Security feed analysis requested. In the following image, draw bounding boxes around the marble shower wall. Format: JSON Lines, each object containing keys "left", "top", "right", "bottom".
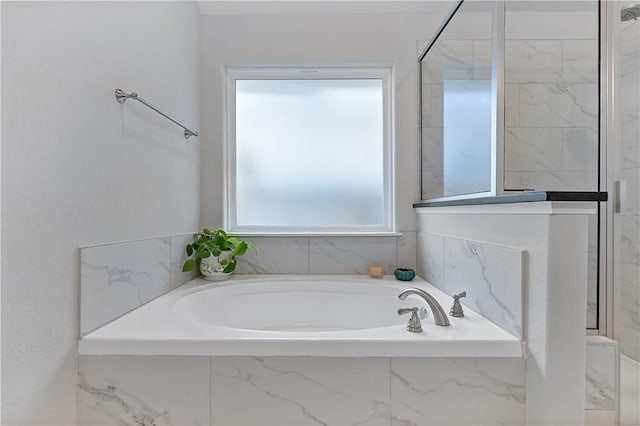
{"left": 618, "top": 15, "right": 640, "bottom": 362}
{"left": 504, "top": 3, "right": 599, "bottom": 191}
{"left": 417, "top": 233, "right": 523, "bottom": 338}
{"left": 504, "top": 3, "right": 600, "bottom": 329}
{"left": 80, "top": 233, "right": 198, "bottom": 336}
{"left": 77, "top": 355, "right": 527, "bottom": 426}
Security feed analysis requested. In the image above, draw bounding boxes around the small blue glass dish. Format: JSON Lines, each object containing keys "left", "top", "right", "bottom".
{"left": 394, "top": 268, "right": 416, "bottom": 281}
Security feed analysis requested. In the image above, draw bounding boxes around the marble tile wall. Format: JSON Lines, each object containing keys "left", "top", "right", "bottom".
{"left": 503, "top": 3, "right": 599, "bottom": 191}
{"left": 584, "top": 337, "right": 618, "bottom": 411}
{"left": 504, "top": 6, "right": 601, "bottom": 330}
{"left": 417, "top": 233, "right": 523, "bottom": 338}
{"left": 80, "top": 233, "right": 198, "bottom": 336}
{"left": 234, "top": 234, "right": 417, "bottom": 275}
{"left": 78, "top": 355, "right": 211, "bottom": 425}
{"left": 78, "top": 355, "right": 527, "bottom": 426}
{"left": 618, "top": 17, "right": 640, "bottom": 363}
{"left": 391, "top": 358, "right": 526, "bottom": 425}
{"left": 81, "top": 233, "right": 417, "bottom": 336}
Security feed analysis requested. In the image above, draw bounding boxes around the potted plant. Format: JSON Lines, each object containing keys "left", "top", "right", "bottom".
{"left": 182, "top": 228, "right": 255, "bottom": 281}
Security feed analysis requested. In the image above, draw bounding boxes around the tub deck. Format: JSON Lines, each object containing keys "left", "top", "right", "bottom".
{"left": 79, "top": 275, "right": 524, "bottom": 358}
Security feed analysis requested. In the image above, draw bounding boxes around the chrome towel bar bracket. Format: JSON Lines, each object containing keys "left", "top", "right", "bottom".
{"left": 114, "top": 88, "right": 199, "bottom": 139}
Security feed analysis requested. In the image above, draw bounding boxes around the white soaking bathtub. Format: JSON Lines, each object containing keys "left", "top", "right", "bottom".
{"left": 79, "top": 275, "right": 523, "bottom": 358}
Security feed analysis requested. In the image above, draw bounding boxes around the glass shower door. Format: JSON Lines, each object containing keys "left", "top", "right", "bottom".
{"left": 614, "top": 2, "right": 640, "bottom": 424}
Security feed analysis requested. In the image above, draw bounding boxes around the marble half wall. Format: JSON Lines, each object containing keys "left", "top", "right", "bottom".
{"left": 80, "top": 233, "right": 198, "bottom": 336}
{"left": 417, "top": 233, "right": 524, "bottom": 338}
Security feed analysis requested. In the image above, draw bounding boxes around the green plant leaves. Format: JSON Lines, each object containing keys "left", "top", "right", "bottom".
{"left": 231, "top": 241, "right": 248, "bottom": 257}
{"left": 222, "top": 260, "right": 237, "bottom": 273}
{"left": 182, "top": 229, "right": 255, "bottom": 276}
{"left": 182, "top": 258, "right": 196, "bottom": 272}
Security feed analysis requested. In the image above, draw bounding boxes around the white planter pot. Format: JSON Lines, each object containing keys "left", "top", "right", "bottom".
{"left": 199, "top": 251, "right": 233, "bottom": 281}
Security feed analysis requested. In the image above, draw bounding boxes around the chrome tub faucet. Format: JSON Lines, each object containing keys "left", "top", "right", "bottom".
{"left": 398, "top": 288, "right": 450, "bottom": 327}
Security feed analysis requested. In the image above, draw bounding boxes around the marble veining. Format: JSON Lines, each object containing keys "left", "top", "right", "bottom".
{"left": 504, "top": 128, "right": 563, "bottom": 172}
{"left": 444, "top": 238, "right": 523, "bottom": 338}
{"left": 396, "top": 232, "right": 417, "bottom": 271}
{"left": 77, "top": 355, "right": 210, "bottom": 426}
{"left": 504, "top": 171, "right": 598, "bottom": 192}
{"left": 78, "top": 374, "right": 170, "bottom": 426}
{"left": 621, "top": 215, "right": 640, "bottom": 264}
{"left": 309, "top": 237, "right": 396, "bottom": 275}
{"left": 620, "top": 71, "right": 640, "bottom": 124}
{"left": 417, "top": 233, "right": 444, "bottom": 288}
{"left": 234, "top": 237, "right": 310, "bottom": 274}
{"left": 505, "top": 84, "right": 521, "bottom": 128}
{"left": 621, "top": 261, "right": 640, "bottom": 361}
{"left": 80, "top": 238, "right": 171, "bottom": 335}
{"left": 585, "top": 344, "right": 617, "bottom": 410}
{"left": 473, "top": 40, "right": 492, "bottom": 80}
{"left": 518, "top": 83, "right": 598, "bottom": 129}
{"left": 211, "top": 357, "right": 390, "bottom": 426}
{"left": 621, "top": 119, "right": 640, "bottom": 169}
{"left": 421, "top": 128, "right": 444, "bottom": 200}
{"left": 422, "top": 40, "right": 474, "bottom": 84}
{"left": 621, "top": 21, "right": 640, "bottom": 77}
{"left": 621, "top": 168, "right": 640, "bottom": 215}
{"left": 562, "top": 40, "right": 599, "bottom": 83}
{"left": 390, "top": 358, "right": 526, "bottom": 426}
{"left": 505, "top": 40, "right": 562, "bottom": 83}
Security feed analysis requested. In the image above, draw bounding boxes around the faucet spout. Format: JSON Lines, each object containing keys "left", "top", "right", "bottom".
{"left": 398, "top": 288, "right": 450, "bottom": 326}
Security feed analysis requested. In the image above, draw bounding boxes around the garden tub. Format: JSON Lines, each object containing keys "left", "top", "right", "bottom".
{"left": 79, "top": 275, "right": 523, "bottom": 358}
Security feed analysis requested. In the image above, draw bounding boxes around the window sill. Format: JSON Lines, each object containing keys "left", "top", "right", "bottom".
{"left": 227, "top": 231, "right": 403, "bottom": 237}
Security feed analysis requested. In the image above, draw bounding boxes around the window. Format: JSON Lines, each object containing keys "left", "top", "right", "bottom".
{"left": 226, "top": 67, "right": 393, "bottom": 234}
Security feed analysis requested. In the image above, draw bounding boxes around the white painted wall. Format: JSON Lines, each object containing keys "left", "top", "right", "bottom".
{"left": 200, "top": 12, "right": 449, "bottom": 232}
{"left": 1, "top": 2, "right": 200, "bottom": 424}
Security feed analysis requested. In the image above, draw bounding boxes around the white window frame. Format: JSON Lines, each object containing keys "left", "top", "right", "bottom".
{"left": 225, "top": 66, "right": 395, "bottom": 235}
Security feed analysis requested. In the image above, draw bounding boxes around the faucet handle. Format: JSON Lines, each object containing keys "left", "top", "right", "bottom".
{"left": 450, "top": 291, "right": 466, "bottom": 317}
{"left": 398, "top": 307, "right": 423, "bottom": 333}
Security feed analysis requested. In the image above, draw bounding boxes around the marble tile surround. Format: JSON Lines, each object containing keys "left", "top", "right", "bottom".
{"left": 78, "top": 355, "right": 527, "bottom": 426}
{"left": 80, "top": 233, "right": 198, "bottom": 336}
{"left": 584, "top": 339, "right": 618, "bottom": 411}
{"left": 82, "top": 233, "right": 417, "bottom": 336}
{"left": 417, "top": 233, "right": 523, "bottom": 338}
{"left": 391, "top": 358, "right": 526, "bottom": 426}
{"left": 78, "top": 355, "right": 210, "bottom": 426}
{"left": 212, "top": 357, "right": 391, "bottom": 426}
{"left": 235, "top": 234, "right": 417, "bottom": 276}
{"left": 503, "top": 15, "right": 599, "bottom": 192}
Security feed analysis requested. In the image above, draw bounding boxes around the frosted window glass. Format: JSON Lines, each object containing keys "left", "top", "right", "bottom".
{"left": 235, "top": 79, "right": 384, "bottom": 228}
